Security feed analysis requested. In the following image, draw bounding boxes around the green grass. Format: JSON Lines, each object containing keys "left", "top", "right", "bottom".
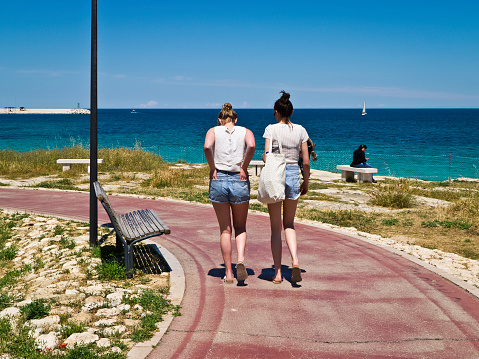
{"left": 20, "top": 299, "right": 51, "bottom": 320}
{"left": 123, "top": 289, "right": 179, "bottom": 342}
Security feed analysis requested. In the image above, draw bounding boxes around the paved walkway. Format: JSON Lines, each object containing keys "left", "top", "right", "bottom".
{"left": 1, "top": 187, "right": 479, "bottom": 358}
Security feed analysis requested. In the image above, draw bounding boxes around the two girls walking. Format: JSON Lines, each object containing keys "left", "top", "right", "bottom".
{"left": 204, "top": 92, "right": 310, "bottom": 284}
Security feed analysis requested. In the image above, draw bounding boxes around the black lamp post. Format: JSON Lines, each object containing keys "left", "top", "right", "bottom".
{"left": 90, "top": 0, "right": 98, "bottom": 246}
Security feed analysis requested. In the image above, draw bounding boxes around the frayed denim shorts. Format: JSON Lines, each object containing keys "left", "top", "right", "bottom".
{"left": 285, "top": 164, "right": 301, "bottom": 200}
{"left": 208, "top": 170, "right": 250, "bottom": 204}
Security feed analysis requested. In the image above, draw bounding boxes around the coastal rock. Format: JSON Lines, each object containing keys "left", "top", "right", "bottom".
{"left": 0, "top": 307, "right": 21, "bottom": 319}
{"left": 70, "top": 312, "right": 93, "bottom": 325}
{"left": 96, "top": 338, "right": 111, "bottom": 347}
{"left": 93, "top": 318, "right": 117, "bottom": 326}
{"left": 96, "top": 308, "right": 121, "bottom": 317}
{"left": 63, "top": 332, "right": 99, "bottom": 348}
{"left": 102, "top": 325, "right": 127, "bottom": 336}
{"left": 28, "top": 315, "right": 61, "bottom": 329}
{"left": 35, "top": 332, "right": 59, "bottom": 350}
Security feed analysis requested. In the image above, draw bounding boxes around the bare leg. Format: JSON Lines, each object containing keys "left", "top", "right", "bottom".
{"left": 268, "top": 201, "right": 283, "bottom": 282}
{"left": 231, "top": 201, "right": 249, "bottom": 263}
{"left": 283, "top": 199, "right": 299, "bottom": 266}
{"left": 213, "top": 202, "right": 233, "bottom": 281}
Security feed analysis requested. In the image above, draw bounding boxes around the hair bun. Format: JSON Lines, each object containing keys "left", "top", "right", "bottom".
{"left": 223, "top": 103, "right": 233, "bottom": 111}
{"left": 279, "top": 90, "right": 290, "bottom": 102}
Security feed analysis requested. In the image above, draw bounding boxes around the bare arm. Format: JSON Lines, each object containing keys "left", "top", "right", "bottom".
{"left": 261, "top": 138, "right": 270, "bottom": 162}
{"left": 240, "top": 129, "right": 256, "bottom": 180}
{"left": 300, "top": 141, "right": 310, "bottom": 195}
{"left": 203, "top": 128, "right": 217, "bottom": 179}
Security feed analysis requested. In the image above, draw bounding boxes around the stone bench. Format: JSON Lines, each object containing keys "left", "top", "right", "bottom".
{"left": 94, "top": 181, "right": 170, "bottom": 278}
{"left": 336, "top": 165, "right": 377, "bottom": 183}
{"left": 249, "top": 160, "right": 264, "bottom": 176}
{"left": 57, "top": 159, "right": 103, "bottom": 173}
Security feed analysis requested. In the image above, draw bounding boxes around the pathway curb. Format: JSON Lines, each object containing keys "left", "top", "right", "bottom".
{"left": 127, "top": 240, "right": 185, "bottom": 359}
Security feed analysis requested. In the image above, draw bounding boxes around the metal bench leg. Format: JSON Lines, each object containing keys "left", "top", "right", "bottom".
{"left": 116, "top": 233, "right": 123, "bottom": 253}
{"left": 125, "top": 243, "right": 134, "bottom": 278}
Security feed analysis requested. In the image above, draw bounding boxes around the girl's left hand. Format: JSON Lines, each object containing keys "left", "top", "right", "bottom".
{"left": 300, "top": 181, "right": 308, "bottom": 195}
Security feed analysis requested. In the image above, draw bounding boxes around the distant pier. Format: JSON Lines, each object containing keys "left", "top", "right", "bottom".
{"left": 0, "top": 108, "right": 90, "bottom": 114}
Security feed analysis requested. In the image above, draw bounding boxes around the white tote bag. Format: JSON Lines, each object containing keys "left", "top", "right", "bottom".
{"left": 257, "top": 127, "right": 286, "bottom": 203}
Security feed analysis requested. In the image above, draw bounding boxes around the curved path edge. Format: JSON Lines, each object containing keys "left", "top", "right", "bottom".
{"left": 126, "top": 241, "right": 186, "bottom": 359}
{"left": 304, "top": 221, "right": 479, "bottom": 300}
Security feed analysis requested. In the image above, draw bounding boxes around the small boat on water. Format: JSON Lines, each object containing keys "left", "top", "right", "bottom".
{"left": 362, "top": 101, "right": 367, "bottom": 116}
{"left": 131, "top": 109, "right": 136, "bottom": 113}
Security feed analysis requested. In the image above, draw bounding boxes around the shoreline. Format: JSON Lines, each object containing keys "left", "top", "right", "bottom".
{"left": 0, "top": 108, "right": 90, "bottom": 115}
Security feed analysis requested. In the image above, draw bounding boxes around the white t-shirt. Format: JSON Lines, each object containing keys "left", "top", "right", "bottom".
{"left": 263, "top": 123, "right": 309, "bottom": 165}
{"left": 213, "top": 125, "right": 247, "bottom": 172}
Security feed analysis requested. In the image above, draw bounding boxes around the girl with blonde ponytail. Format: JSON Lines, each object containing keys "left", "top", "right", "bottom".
{"left": 204, "top": 103, "right": 255, "bottom": 284}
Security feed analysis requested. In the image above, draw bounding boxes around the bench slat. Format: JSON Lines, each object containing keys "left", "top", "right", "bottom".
{"left": 131, "top": 211, "right": 153, "bottom": 236}
{"left": 121, "top": 212, "right": 142, "bottom": 240}
{"left": 145, "top": 209, "right": 171, "bottom": 235}
{"left": 135, "top": 210, "right": 160, "bottom": 234}
{"left": 138, "top": 209, "right": 169, "bottom": 234}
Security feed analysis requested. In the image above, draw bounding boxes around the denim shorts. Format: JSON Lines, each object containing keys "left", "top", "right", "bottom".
{"left": 285, "top": 164, "right": 301, "bottom": 200}
{"left": 208, "top": 170, "right": 250, "bottom": 204}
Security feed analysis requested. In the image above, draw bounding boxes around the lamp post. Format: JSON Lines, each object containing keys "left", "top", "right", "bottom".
{"left": 90, "top": 0, "right": 98, "bottom": 246}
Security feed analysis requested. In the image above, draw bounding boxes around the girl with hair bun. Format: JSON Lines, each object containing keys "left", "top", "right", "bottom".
{"left": 262, "top": 91, "right": 310, "bottom": 284}
{"left": 204, "top": 103, "right": 256, "bottom": 284}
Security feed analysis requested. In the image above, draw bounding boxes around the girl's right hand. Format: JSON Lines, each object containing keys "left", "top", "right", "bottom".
{"left": 210, "top": 169, "right": 217, "bottom": 180}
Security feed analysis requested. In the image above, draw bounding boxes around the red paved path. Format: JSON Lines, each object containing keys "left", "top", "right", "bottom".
{"left": 1, "top": 187, "right": 479, "bottom": 358}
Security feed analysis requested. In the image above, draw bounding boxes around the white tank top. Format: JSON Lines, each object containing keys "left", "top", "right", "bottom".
{"left": 213, "top": 125, "right": 247, "bottom": 172}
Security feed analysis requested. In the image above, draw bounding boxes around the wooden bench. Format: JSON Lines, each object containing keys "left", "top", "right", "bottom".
{"left": 93, "top": 181, "right": 170, "bottom": 277}
{"left": 336, "top": 165, "right": 378, "bottom": 183}
{"left": 249, "top": 160, "right": 265, "bottom": 176}
{"left": 57, "top": 159, "right": 103, "bottom": 173}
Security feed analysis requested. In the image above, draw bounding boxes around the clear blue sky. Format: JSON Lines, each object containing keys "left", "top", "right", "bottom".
{"left": 2, "top": 1, "right": 478, "bottom": 109}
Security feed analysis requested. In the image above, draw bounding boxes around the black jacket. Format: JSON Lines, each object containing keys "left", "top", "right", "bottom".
{"left": 351, "top": 149, "right": 367, "bottom": 166}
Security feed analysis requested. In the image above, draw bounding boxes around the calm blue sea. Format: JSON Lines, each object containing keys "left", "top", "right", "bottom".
{"left": 1, "top": 109, "right": 478, "bottom": 181}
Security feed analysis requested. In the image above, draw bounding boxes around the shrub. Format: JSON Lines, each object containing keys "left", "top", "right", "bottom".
{"left": 96, "top": 255, "right": 125, "bottom": 281}
{"left": 369, "top": 182, "right": 415, "bottom": 209}
{"left": 20, "top": 299, "right": 50, "bottom": 320}
{"left": 0, "top": 244, "right": 18, "bottom": 261}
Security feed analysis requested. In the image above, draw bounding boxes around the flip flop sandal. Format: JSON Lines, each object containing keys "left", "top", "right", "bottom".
{"left": 270, "top": 276, "right": 282, "bottom": 284}
{"left": 291, "top": 266, "right": 302, "bottom": 283}
{"left": 236, "top": 262, "right": 248, "bottom": 282}
{"left": 223, "top": 276, "right": 234, "bottom": 284}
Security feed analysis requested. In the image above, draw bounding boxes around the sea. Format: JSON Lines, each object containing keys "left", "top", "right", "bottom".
{"left": 1, "top": 109, "right": 478, "bottom": 181}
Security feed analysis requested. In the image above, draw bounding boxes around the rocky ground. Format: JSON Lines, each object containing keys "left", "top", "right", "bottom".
{"left": 0, "top": 211, "right": 170, "bottom": 355}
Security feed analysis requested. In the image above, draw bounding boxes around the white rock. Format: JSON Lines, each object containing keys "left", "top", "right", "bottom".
{"left": 84, "top": 285, "right": 105, "bottom": 295}
{"left": 117, "top": 304, "right": 130, "bottom": 311}
{"left": 96, "top": 308, "right": 121, "bottom": 317}
{"left": 81, "top": 302, "right": 105, "bottom": 312}
{"left": 107, "top": 292, "right": 124, "bottom": 307}
{"left": 62, "top": 260, "right": 78, "bottom": 270}
{"left": 96, "top": 338, "right": 111, "bottom": 347}
{"left": 28, "top": 315, "right": 61, "bottom": 329}
{"left": 0, "top": 307, "right": 21, "bottom": 319}
{"left": 42, "top": 245, "right": 58, "bottom": 252}
{"left": 103, "top": 325, "right": 126, "bottom": 336}
{"left": 93, "top": 318, "right": 117, "bottom": 326}
{"left": 63, "top": 332, "right": 99, "bottom": 348}
{"left": 65, "top": 289, "right": 79, "bottom": 295}
{"left": 35, "top": 332, "right": 59, "bottom": 350}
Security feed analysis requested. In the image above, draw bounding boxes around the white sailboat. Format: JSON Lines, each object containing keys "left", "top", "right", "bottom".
{"left": 362, "top": 101, "right": 367, "bottom": 116}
